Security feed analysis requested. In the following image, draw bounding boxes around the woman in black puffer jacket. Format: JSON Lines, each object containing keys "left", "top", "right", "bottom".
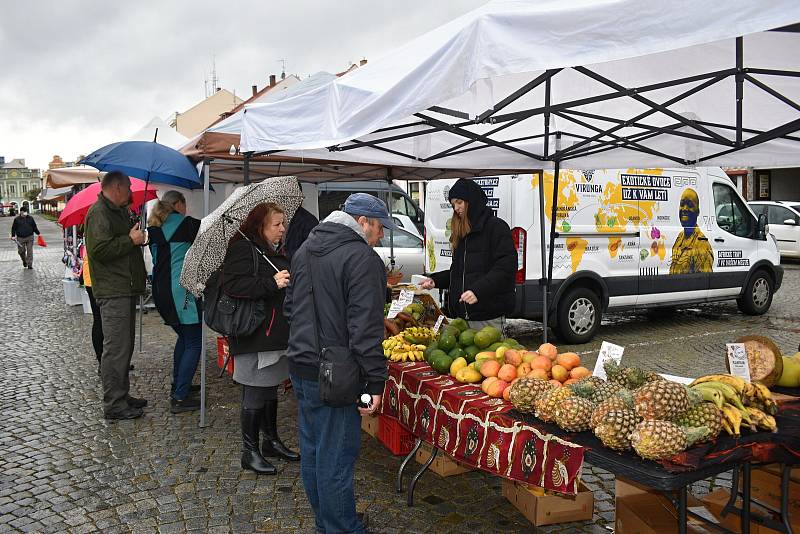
{"left": 222, "top": 202, "right": 299, "bottom": 475}
{"left": 420, "top": 178, "right": 517, "bottom": 330}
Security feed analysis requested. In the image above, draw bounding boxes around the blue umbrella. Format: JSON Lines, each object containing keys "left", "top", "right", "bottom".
{"left": 81, "top": 140, "right": 203, "bottom": 190}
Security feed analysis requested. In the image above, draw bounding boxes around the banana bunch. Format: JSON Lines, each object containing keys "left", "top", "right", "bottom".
{"left": 403, "top": 326, "right": 437, "bottom": 345}
{"left": 689, "top": 374, "right": 778, "bottom": 436}
{"left": 382, "top": 334, "right": 427, "bottom": 362}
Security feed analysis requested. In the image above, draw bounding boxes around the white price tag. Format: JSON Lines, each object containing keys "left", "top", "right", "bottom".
{"left": 398, "top": 289, "right": 415, "bottom": 307}
{"left": 593, "top": 341, "right": 624, "bottom": 380}
{"left": 432, "top": 315, "right": 445, "bottom": 334}
{"left": 386, "top": 299, "right": 404, "bottom": 319}
{"left": 726, "top": 343, "right": 751, "bottom": 382}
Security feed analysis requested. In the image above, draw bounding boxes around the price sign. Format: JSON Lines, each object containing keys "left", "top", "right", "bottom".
{"left": 398, "top": 289, "right": 415, "bottom": 307}
{"left": 726, "top": 343, "right": 751, "bottom": 381}
{"left": 432, "top": 315, "right": 445, "bottom": 334}
{"left": 593, "top": 341, "right": 624, "bottom": 380}
{"left": 386, "top": 299, "right": 404, "bottom": 319}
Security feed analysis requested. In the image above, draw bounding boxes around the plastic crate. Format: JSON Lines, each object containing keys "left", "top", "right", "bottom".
{"left": 216, "top": 337, "right": 234, "bottom": 375}
{"left": 378, "top": 414, "right": 415, "bottom": 455}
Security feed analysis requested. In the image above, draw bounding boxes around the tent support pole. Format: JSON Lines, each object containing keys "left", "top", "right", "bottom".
{"left": 243, "top": 153, "right": 251, "bottom": 185}
{"left": 736, "top": 37, "right": 744, "bottom": 146}
{"left": 200, "top": 161, "right": 210, "bottom": 428}
{"left": 544, "top": 157, "right": 561, "bottom": 343}
{"left": 539, "top": 81, "right": 551, "bottom": 342}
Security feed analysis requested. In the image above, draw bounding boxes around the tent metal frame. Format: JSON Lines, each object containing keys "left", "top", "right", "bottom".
{"left": 241, "top": 33, "right": 800, "bottom": 343}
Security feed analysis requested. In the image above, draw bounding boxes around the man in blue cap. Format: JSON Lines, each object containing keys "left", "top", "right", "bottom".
{"left": 285, "top": 193, "right": 396, "bottom": 534}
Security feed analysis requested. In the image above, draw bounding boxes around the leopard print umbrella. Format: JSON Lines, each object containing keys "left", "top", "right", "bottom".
{"left": 179, "top": 175, "right": 303, "bottom": 297}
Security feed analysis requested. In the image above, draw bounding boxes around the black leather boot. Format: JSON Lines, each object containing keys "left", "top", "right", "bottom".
{"left": 261, "top": 399, "right": 300, "bottom": 461}
{"left": 241, "top": 408, "right": 277, "bottom": 475}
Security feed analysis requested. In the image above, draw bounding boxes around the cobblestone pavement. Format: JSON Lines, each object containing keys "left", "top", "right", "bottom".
{"left": 1, "top": 216, "right": 797, "bottom": 533}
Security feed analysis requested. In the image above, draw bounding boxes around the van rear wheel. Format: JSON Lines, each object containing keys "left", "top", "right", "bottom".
{"left": 737, "top": 270, "right": 774, "bottom": 315}
{"left": 555, "top": 287, "right": 601, "bottom": 344}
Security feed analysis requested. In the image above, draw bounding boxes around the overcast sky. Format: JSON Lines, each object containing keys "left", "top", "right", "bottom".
{"left": 0, "top": 0, "right": 486, "bottom": 171}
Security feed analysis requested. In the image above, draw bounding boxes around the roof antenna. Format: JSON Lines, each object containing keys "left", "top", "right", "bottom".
{"left": 278, "top": 59, "right": 286, "bottom": 80}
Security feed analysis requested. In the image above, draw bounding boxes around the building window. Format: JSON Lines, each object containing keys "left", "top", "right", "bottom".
{"left": 9, "top": 185, "right": 15, "bottom": 195}
{"left": 22, "top": 185, "right": 28, "bottom": 194}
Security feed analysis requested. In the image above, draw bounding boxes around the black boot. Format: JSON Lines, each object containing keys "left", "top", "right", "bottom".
{"left": 261, "top": 399, "right": 300, "bottom": 461}
{"left": 241, "top": 408, "right": 277, "bottom": 475}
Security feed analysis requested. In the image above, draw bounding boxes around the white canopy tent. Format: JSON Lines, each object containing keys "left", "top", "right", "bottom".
{"left": 239, "top": 0, "right": 800, "bottom": 348}
{"left": 241, "top": 0, "right": 800, "bottom": 170}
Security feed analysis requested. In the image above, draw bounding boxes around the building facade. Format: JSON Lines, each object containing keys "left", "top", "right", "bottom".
{"left": 0, "top": 158, "right": 42, "bottom": 205}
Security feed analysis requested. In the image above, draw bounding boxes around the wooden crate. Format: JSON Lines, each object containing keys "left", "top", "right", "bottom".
{"left": 361, "top": 415, "right": 380, "bottom": 438}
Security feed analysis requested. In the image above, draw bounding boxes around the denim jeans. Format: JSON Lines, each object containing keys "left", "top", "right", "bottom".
{"left": 170, "top": 324, "right": 202, "bottom": 400}
{"left": 291, "top": 375, "right": 364, "bottom": 534}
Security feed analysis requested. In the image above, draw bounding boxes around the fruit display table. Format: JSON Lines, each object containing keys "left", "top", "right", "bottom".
{"left": 381, "top": 361, "right": 587, "bottom": 495}
{"left": 381, "top": 360, "right": 800, "bottom": 533}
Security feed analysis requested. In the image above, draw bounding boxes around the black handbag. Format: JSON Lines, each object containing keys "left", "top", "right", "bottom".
{"left": 203, "top": 244, "right": 266, "bottom": 337}
{"left": 308, "top": 259, "right": 362, "bottom": 407}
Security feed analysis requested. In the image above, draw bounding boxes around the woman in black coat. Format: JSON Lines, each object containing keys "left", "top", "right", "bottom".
{"left": 222, "top": 202, "right": 299, "bottom": 475}
{"left": 420, "top": 178, "right": 517, "bottom": 330}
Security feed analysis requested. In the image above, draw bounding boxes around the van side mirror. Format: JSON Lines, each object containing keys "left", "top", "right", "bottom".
{"left": 757, "top": 213, "right": 768, "bottom": 239}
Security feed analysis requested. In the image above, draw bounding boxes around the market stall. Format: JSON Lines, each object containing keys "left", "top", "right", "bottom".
{"left": 232, "top": 1, "right": 800, "bottom": 530}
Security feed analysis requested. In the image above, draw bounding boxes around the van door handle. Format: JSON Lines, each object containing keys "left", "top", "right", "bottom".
{"left": 698, "top": 236, "right": 708, "bottom": 241}
{"left": 714, "top": 238, "right": 725, "bottom": 243}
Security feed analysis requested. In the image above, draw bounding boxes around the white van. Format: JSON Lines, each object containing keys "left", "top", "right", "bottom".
{"left": 424, "top": 168, "right": 783, "bottom": 343}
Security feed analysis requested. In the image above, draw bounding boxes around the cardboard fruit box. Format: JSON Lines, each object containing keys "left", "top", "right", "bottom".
{"left": 415, "top": 443, "right": 472, "bottom": 477}
{"left": 701, "top": 489, "right": 789, "bottom": 534}
{"left": 502, "top": 479, "right": 594, "bottom": 527}
{"left": 615, "top": 477, "right": 717, "bottom": 534}
{"left": 361, "top": 415, "right": 380, "bottom": 438}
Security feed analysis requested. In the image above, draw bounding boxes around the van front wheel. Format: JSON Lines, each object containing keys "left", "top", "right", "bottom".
{"left": 555, "top": 287, "right": 601, "bottom": 344}
{"left": 737, "top": 270, "right": 774, "bottom": 315}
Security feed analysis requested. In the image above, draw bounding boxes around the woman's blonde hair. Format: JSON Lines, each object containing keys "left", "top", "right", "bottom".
{"left": 147, "top": 190, "right": 186, "bottom": 227}
{"left": 449, "top": 200, "right": 471, "bottom": 250}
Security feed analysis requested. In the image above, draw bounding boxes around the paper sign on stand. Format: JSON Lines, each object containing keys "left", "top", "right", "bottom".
{"left": 387, "top": 290, "right": 416, "bottom": 319}
{"left": 593, "top": 341, "right": 624, "bottom": 380}
{"left": 726, "top": 343, "right": 751, "bottom": 381}
{"left": 432, "top": 315, "right": 445, "bottom": 334}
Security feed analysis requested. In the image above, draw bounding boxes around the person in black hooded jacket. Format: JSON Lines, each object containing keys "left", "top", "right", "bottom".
{"left": 420, "top": 178, "right": 517, "bottom": 329}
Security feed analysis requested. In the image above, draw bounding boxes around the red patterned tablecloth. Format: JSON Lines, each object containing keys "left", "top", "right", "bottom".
{"left": 380, "top": 361, "right": 585, "bottom": 495}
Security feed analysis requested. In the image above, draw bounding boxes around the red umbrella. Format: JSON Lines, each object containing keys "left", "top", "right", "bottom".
{"left": 57, "top": 178, "right": 158, "bottom": 227}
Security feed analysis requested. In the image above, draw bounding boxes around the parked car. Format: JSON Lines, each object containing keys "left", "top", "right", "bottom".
{"left": 314, "top": 181, "right": 424, "bottom": 237}
{"left": 374, "top": 227, "right": 426, "bottom": 282}
{"left": 748, "top": 201, "right": 800, "bottom": 258}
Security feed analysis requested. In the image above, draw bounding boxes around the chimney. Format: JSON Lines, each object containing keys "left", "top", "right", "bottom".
{"left": 360, "top": 58, "right": 368, "bottom": 66}
{"left": 251, "top": 85, "right": 258, "bottom": 96}
{"left": 269, "top": 74, "right": 277, "bottom": 87}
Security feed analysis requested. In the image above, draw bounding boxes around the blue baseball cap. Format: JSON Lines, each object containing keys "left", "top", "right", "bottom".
{"left": 343, "top": 193, "right": 399, "bottom": 230}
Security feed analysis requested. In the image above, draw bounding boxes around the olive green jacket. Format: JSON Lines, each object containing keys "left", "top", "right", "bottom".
{"left": 84, "top": 193, "right": 146, "bottom": 298}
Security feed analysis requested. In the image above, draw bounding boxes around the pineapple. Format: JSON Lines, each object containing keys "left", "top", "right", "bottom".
{"left": 594, "top": 409, "right": 639, "bottom": 451}
{"left": 590, "top": 390, "right": 635, "bottom": 428}
{"left": 534, "top": 387, "right": 573, "bottom": 422}
{"left": 645, "top": 371, "right": 665, "bottom": 383}
{"left": 675, "top": 402, "right": 723, "bottom": 443}
{"left": 604, "top": 360, "right": 647, "bottom": 390}
{"left": 554, "top": 396, "right": 595, "bottom": 432}
{"left": 509, "top": 378, "right": 556, "bottom": 414}
{"left": 570, "top": 379, "right": 625, "bottom": 404}
{"left": 633, "top": 380, "right": 693, "bottom": 420}
{"left": 630, "top": 420, "right": 708, "bottom": 460}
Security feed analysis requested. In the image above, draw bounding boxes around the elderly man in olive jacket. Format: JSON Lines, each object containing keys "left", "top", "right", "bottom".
{"left": 84, "top": 171, "right": 148, "bottom": 420}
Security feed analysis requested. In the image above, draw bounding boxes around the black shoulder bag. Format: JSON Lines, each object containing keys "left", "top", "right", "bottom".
{"left": 307, "top": 259, "right": 363, "bottom": 407}
{"left": 203, "top": 244, "right": 266, "bottom": 337}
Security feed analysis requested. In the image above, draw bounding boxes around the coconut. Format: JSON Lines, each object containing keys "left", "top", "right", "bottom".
{"left": 730, "top": 335, "right": 783, "bottom": 387}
